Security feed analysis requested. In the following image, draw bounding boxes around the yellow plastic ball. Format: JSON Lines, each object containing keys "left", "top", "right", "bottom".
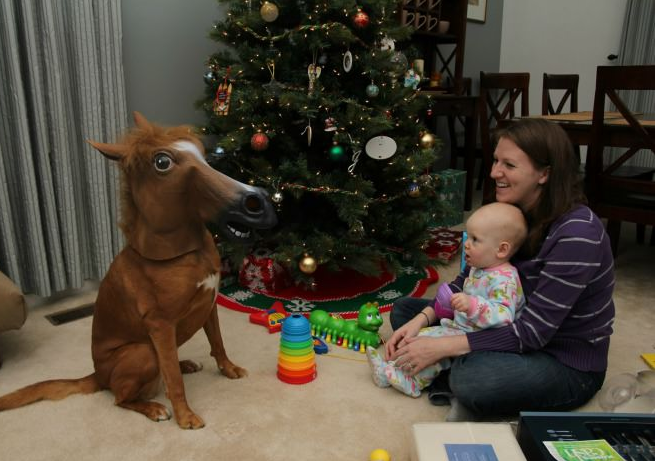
{"left": 370, "top": 448, "right": 391, "bottom": 461}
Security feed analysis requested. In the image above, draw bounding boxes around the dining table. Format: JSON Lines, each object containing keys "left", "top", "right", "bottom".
{"left": 514, "top": 111, "right": 655, "bottom": 148}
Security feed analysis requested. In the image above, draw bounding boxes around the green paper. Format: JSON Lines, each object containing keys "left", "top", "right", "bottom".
{"left": 543, "top": 439, "right": 626, "bottom": 461}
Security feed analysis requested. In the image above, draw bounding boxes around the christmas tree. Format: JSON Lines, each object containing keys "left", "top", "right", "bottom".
{"left": 198, "top": 0, "right": 446, "bottom": 287}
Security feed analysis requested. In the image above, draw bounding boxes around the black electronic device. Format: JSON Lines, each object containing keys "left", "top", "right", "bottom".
{"left": 517, "top": 411, "right": 655, "bottom": 460}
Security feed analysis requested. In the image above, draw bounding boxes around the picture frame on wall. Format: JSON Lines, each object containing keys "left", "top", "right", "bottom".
{"left": 467, "top": 0, "right": 487, "bottom": 23}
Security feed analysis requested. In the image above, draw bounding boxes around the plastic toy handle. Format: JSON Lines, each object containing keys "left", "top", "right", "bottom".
{"left": 436, "top": 283, "right": 453, "bottom": 309}
{"left": 433, "top": 284, "right": 454, "bottom": 320}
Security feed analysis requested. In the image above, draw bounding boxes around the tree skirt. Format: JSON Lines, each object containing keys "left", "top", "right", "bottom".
{"left": 217, "top": 265, "right": 439, "bottom": 319}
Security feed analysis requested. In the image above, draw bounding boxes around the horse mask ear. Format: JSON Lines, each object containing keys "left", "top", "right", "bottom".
{"left": 86, "top": 140, "right": 126, "bottom": 161}
{"left": 87, "top": 111, "right": 152, "bottom": 161}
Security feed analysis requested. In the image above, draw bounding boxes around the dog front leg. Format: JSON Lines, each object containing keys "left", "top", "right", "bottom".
{"left": 147, "top": 319, "right": 204, "bottom": 429}
{"left": 204, "top": 307, "right": 247, "bottom": 379}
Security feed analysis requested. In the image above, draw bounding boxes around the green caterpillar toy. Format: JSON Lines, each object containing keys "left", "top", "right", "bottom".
{"left": 309, "top": 302, "right": 383, "bottom": 352}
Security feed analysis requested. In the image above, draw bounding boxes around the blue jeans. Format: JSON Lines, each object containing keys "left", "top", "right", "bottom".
{"left": 390, "top": 296, "right": 606, "bottom": 416}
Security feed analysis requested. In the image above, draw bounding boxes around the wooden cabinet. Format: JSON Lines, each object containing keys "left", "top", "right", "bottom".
{"left": 399, "top": 0, "right": 468, "bottom": 94}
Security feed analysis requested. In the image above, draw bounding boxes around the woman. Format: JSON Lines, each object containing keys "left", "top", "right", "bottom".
{"left": 386, "top": 118, "right": 614, "bottom": 416}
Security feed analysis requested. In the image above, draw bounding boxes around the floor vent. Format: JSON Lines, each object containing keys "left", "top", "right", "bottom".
{"left": 45, "top": 303, "right": 95, "bottom": 326}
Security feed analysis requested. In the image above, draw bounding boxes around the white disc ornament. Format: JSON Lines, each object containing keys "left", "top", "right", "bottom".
{"left": 343, "top": 51, "right": 353, "bottom": 72}
{"left": 365, "top": 136, "right": 397, "bottom": 160}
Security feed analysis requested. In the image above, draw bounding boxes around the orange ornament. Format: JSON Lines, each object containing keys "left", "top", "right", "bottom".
{"left": 251, "top": 131, "right": 269, "bottom": 151}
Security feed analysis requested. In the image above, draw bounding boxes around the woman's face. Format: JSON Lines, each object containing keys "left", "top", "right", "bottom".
{"left": 490, "top": 137, "right": 549, "bottom": 212}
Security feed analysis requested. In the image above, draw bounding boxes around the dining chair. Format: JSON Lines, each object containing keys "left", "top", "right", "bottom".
{"left": 542, "top": 73, "right": 581, "bottom": 161}
{"left": 586, "top": 65, "right": 655, "bottom": 256}
{"left": 541, "top": 73, "right": 579, "bottom": 115}
{"left": 478, "top": 71, "right": 530, "bottom": 201}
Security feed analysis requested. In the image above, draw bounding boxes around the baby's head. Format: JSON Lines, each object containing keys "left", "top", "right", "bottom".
{"left": 463, "top": 202, "right": 527, "bottom": 269}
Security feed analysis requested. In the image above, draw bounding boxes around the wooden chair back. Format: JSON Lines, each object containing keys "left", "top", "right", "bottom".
{"left": 587, "top": 65, "right": 655, "bottom": 255}
{"left": 542, "top": 73, "right": 579, "bottom": 115}
{"left": 478, "top": 71, "right": 530, "bottom": 201}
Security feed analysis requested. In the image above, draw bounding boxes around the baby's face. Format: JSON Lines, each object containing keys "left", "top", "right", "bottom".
{"left": 463, "top": 215, "right": 505, "bottom": 269}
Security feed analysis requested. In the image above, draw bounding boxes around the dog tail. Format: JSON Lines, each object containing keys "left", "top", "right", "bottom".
{"left": 0, "top": 373, "right": 100, "bottom": 411}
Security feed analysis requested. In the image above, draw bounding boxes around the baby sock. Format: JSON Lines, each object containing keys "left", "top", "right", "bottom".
{"left": 366, "top": 346, "right": 390, "bottom": 388}
{"left": 385, "top": 366, "right": 422, "bottom": 398}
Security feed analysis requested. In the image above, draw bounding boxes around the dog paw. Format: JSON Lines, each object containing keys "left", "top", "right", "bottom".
{"left": 219, "top": 363, "right": 248, "bottom": 379}
{"left": 145, "top": 402, "right": 172, "bottom": 422}
{"left": 179, "top": 359, "right": 203, "bottom": 374}
{"left": 177, "top": 412, "right": 205, "bottom": 430}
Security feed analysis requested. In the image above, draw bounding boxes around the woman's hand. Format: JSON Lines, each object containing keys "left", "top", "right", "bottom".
{"left": 384, "top": 315, "right": 424, "bottom": 360}
{"left": 388, "top": 334, "right": 471, "bottom": 376}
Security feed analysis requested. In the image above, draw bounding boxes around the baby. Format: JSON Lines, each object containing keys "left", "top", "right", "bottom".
{"left": 367, "top": 202, "right": 528, "bottom": 397}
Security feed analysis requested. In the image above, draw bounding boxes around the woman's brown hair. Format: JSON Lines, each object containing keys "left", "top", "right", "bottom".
{"left": 494, "top": 118, "right": 586, "bottom": 256}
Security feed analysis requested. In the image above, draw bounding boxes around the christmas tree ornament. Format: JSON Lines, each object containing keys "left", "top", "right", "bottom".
{"left": 251, "top": 131, "right": 269, "bottom": 151}
{"left": 426, "top": 107, "right": 433, "bottom": 117}
{"left": 329, "top": 142, "right": 345, "bottom": 161}
{"left": 365, "top": 135, "right": 397, "bottom": 160}
{"left": 389, "top": 51, "right": 408, "bottom": 81}
{"left": 407, "top": 181, "right": 420, "bottom": 198}
{"left": 260, "top": 1, "right": 279, "bottom": 22}
{"left": 272, "top": 190, "right": 283, "bottom": 203}
{"left": 318, "top": 53, "right": 328, "bottom": 66}
{"left": 353, "top": 7, "right": 370, "bottom": 28}
{"left": 419, "top": 132, "right": 436, "bottom": 149}
{"left": 342, "top": 50, "right": 353, "bottom": 72}
{"left": 418, "top": 173, "right": 434, "bottom": 188}
{"left": 299, "top": 254, "right": 318, "bottom": 274}
{"left": 213, "top": 67, "right": 232, "bottom": 116}
{"left": 212, "top": 145, "right": 226, "bottom": 158}
{"left": 380, "top": 37, "right": 395, "bottom": 51}
{"left": 263, "top": 58, "right": 283, "bottom": 96}
{"left": 324, "top": 116, "right": 337, "bottom": 132}
{"left": 307, "top": 63, "right": 321, "bottom": 94}
{"left": 301, "top": 119, "right": 313, "bottom": 146}
{"left": 366, "top": 81, "right": 380, "bottom": 98}
{"left": 403, "top": 68, "right": 420, "bottom": 89}
{"left": 203, "top": 70, "right": 216, "bottom": 84}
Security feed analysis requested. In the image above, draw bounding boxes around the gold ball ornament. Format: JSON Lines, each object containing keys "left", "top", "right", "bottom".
{"left": 419, "top": 132, "right": 436, "bottom": 149}
{"left": 299, "top": 255, "right": 318, "bottom": 274}
{"left": 260, "top": 1, "right": 279, "bottom": 22}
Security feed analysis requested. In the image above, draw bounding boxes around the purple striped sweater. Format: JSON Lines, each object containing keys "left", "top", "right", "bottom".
{"left": 449, "top": 205, "right": 615, "bottom": 372}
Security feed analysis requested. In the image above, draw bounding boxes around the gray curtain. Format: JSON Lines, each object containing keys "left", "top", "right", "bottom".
{"left": 617, "top": 0, "right": 655, "bottom": 167}
{"left": 0, "top": 0, "right": 127, "bottom": 297}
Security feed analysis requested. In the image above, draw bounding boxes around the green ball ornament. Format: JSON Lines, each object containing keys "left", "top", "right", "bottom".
{"left": 366, "top": 83, "right": 380, "bottom": 98}
{"left": 329, "top": 143, "right": 345, "bottom": 160}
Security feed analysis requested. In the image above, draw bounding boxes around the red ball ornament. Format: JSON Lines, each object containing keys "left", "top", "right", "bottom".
{"left": 353, "top": 8, "right": 369, "bottom": 28}
{"left": 251, "top": 131, "right": 269, "bottom": 151}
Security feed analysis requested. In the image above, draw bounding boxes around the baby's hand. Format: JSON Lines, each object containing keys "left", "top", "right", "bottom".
{"left": 450, "top": 293, "right": 471, "bottom": 313}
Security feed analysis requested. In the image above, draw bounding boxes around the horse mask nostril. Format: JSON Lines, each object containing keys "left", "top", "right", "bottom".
{"left": 244, "top": 194, "right": 263, "bottom": 213}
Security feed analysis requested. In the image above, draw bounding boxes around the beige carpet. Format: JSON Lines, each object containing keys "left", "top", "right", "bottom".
{"left": 1, "top": 219, "right": 654, "bottom": 461}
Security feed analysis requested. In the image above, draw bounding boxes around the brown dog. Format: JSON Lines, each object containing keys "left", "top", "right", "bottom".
{"left": 0, "top": 112, "right": 276, "bottom": 428}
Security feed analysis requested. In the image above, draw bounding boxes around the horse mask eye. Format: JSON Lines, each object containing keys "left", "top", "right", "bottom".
{"left": 153, "top": 152, "right": 173, "bottom": 172}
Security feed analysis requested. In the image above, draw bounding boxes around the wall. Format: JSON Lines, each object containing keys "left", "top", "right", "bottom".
{"left": 462, "top": 0, "right": 504, "bottom": 94}
{"left": 500, "top": 0, "right": 627, "bottom": 114}
{"left": 121, "top": 0, "right": 222, "bottom": 126}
